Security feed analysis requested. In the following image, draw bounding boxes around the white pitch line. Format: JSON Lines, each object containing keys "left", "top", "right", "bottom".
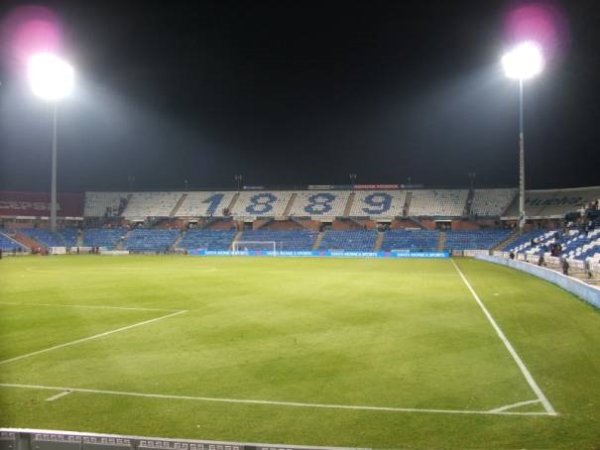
{"left": 451, "top": 259, "right": 558, "bottom": 416}
{"left": 0, "top": 310, "right": 187, "bottom": 366}
{"left": 489, "top": 399, "right": 541, "bottom": 413}
{"left": 45, "top": 390, "right": 72, "bottom": 402}
{"left": 0, "top": 301, "right": 179, "bottom": 312}
{"left": 0, "top": 383, "right": 556, "bottom": 417}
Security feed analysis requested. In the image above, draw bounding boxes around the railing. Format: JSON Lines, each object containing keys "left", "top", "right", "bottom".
{"left": 0, "top": 429, "right": 368, "bottom": 450}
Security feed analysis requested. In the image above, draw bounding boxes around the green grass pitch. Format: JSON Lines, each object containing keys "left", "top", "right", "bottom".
{"left": 1, "top": 255, "right": 600, "bottom": 449}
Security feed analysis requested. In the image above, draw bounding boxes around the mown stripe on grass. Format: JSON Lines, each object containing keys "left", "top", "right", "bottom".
{"left": 0, "top": 301, "right": 180, "bottom": 312}
{"left": 0, "top": 310, "right": 187, "bottom": 366}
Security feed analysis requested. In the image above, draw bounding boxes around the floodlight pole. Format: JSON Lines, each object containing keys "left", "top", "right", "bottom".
{"left": 502, "top": 42, "right": 543, "bottom": 235}
{"left": 50, "top": 104, "right": 58, "bottom": 232}
{"left": 518, "top": 79, "right": 525, "bottom": 235}
{"left": 28, "top": 53, "right": 74, "bottom": 233}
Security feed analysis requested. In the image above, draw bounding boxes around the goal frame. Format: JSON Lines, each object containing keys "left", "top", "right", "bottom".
{"left": 232, "top": 241, "right": 277, "bottom": 256}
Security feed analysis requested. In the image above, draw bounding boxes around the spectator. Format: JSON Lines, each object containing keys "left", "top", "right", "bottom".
{"left": 561, "top": 257, "right": 569, "bottom": 276}
{"left": 585, "top": 258, "right": 592, "bottom": 279}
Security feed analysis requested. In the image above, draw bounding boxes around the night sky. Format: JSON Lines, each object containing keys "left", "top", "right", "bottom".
{"left": 0, "top": 0, "right": 598, "bottom": 193}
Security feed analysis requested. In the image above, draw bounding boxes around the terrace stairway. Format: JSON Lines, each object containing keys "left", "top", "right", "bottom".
{"left": 11, "top": 233, "right": 36, "bottom": 251}
{"left": 312, "top": 232, "right": 324, "bottom": 250}
{"left": 227, "top": 193, "right": 240, "bottom": 212}
{"left": 283, "top": 193, "right": 297, "bottom": 216}
{"left": 492, "top": 230, "right": 520, "bottom": 251}
{"left": 374, "top": 232, "right": 385, "bottom": 251}
{"left": 437, "top": 232, "right": 446, "bottom": 252}
{"left": 343, "top": 192, "right": 356, "bottom": 217}
{"left": 171, "top": 231, "right": 186, "bottom": 250}
{"left": 403, "top": 191, "right": 413, "bottom": 216}
{"left": 170, "top": 193, "right": 188, "bottom": 216}
{"left": 231, "top": 231, "right": 243, "bottom": 249}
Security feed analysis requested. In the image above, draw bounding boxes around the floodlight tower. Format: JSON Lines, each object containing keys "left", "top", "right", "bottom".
{"left": 349, "top": 173, "right": 357, "bottom": 191}
{"left": 501, "top": 41, "right": 543, "bottom": 235}
{"left": 235, "top": 174, "right": 243, "bottom": 193}
{"left": 28, "top": 52, "right": 74, "bottom": 232}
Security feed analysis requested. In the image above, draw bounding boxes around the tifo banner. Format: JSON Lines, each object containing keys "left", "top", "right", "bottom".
{"left": 0, "top": 191, "right": 84, "bottom": 217}
{"left": 189, "top": 249, "right": 449, "bottom": 258}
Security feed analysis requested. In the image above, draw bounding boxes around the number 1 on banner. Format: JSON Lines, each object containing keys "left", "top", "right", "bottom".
{"left": 202, "top": 193, "right": 225, "bottom": 216}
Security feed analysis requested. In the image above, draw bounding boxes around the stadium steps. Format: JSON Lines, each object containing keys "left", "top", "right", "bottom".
{"left": 492, "top": 230, "right": 520, "bottom": 251}
{"left": 290, "top": 216, "right": 311, "bottom": 229}
{"left": 348, "top": 217, "right": 367, "bottom": 228}
{"left": 116, "top": 230, "right": 133, "bottom": 250}
{"left": 405, "top": 217, "right": 427, "bottom": 230}
{"left": 10, "top": 233, "right": 34, "bottom": 251}
{"left": 171, "top": 230, "right": 185, "bottom": 250}
{"left": 464, "top": 189, "right": 474, "bottom": 216}
{"left": 202, "top": 217, "right": 227, "bottom": 229}
{"left": 255, "top": 218, "right": 275, "bottom": 230}
{"left": 120, "top": 194, "right": 134, "bottom": 217}
{"left": 283, "top": 193, "right": 297, "bottom": 216}
{"left": 227, "top": 193, "right": 240, "bottom": 212}
{"left": 437, "top": 232, "right": 446, "bottom": 252}
{"left": 403, "top": 191, "right": 413, "bottom": 216}
{"left": 231, "top": 231, "right": 243, "bottom": 249}
{"left": 312, "top": 232, "right": 324, "bottom": 250}
{"left": 343, "top": 192, "right": 356, "bottom": 216}
{"left": 374, "top": 232, "right": 385, "bottom": 251}
{"left": 170, "top": 193, "right": 187, "bottom": 217}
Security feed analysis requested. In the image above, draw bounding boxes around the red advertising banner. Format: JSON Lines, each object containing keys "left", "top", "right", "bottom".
{"left": 0, "top": 191, "right": 84, "bottom": 217}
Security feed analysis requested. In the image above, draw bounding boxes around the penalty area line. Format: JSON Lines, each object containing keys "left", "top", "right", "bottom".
{"left": 0, "top": 310, "right": 187, "bottom": 366}
{"left": 45, "top": 390, "right": 72, "bottom": 402}
{"left": 451, "top": 259, "right": 558, "bottom": 416}
{"left": 0, "top": 383, "right": 556, "bottom": 417}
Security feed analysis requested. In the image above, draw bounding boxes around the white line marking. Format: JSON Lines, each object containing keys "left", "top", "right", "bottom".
{"left": 451, "top": 259, "right": 558, "bottom": 416}
{"left": 0, "top": 310, "right": 187, "bottom": 366}
{"left": 45, "top": 390, "right": 72, "bottom": 402}
{"left": 0, "top": 301, "right": 179, "bottom": 312}
{"left": 0, "top": 383, "right": 556, "bottom": 417}
{"left": 489, "top": 399, "right": 541, "bottom": 413}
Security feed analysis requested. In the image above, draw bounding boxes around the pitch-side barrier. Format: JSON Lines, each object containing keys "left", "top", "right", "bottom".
{"left": 476, "top": 254, "right": 600, "bottom": 309}
{"left": 189, "top": 250, "right": 449, "bottom": 258}
{"left": 0, "top": 428, "right": 368, "bottom": 450}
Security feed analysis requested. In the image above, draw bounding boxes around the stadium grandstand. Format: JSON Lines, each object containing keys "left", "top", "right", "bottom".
{"left": 0, "top": 186, "right": 599, "bottom": 278}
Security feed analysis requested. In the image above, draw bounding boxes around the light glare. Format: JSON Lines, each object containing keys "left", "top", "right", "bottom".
{"left": 502, "top": 42, "right": 544, "bottom": 80}
{"left": 28, "top": 52, "right": 74, "bottom": 101}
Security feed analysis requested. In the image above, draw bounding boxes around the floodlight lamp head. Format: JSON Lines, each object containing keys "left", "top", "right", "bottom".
{"left": 28, "top": 52, "right": 74, "bottom": 101}
{"left": 502, "top": 41, "right": 544, "bottom": 80}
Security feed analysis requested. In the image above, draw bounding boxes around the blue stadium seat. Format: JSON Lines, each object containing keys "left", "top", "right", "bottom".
{"left": 83, "top": 228, "right": 128, "bottom": 249}
{"left": 122, "top": 229, "right": 180, "bottom": 252}
{"left": 178, "top": 229, "right": 237, "bottom": 251}
{"left": 318, "top": 230, "right": 378, "bottom": 252}
{"left": 380, "top": 229, "right": 440, "bottom": 252}
{"left": 443, "top": 229, "right": 513, "bottom": 251}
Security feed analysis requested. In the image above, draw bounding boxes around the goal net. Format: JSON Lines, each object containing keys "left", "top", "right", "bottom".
{"left": 232, "top": 241, "right": 277, "bottom": 256}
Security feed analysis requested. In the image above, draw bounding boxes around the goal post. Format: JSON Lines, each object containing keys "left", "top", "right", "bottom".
{"left": 232, "top": 241, "right": 278, "bottom": 256}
